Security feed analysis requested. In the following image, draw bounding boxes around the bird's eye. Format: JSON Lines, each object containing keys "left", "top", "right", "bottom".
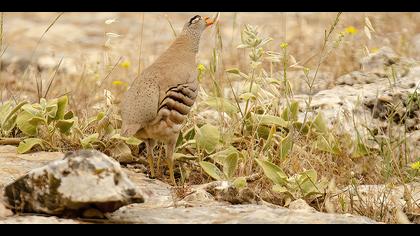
{"left": 189, "top": 15, "right": 201, "bottom": 24}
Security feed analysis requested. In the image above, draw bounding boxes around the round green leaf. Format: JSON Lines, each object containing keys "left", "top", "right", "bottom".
{"left": 195, "top": 124, "right": 220, "bottom": 154}
{"left": 16, "top": 110, "right": 37, "bottom": 136}
{"left": 199, "top": 161, "right": 225, "bottom": 180}
{"left": 17, "top": 138, "right": 45, "bottom": 154}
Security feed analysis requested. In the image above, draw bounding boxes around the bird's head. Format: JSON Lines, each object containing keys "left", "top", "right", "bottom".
{"left": 181, "top": 14, "right": 216, "bottom": 37}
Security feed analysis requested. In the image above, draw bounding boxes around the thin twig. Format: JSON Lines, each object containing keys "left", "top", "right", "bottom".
{"left": 0, "top": 138, "right": 21, "bottom": 145}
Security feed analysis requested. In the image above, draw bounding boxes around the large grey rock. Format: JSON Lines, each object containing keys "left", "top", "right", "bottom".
{"left": 360, "top": 47, "right": 399, "bottom": 75}
{"left": 3, "top": 149, "right": 144, "bottom": 216}
{"left": 107, "top": 204, "right": 378, "bottom": 224}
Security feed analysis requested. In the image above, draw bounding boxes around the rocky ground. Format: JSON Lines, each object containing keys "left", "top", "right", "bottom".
{"left": 0, "top": 146, "right": 379, "bottom": 224}
{"left": 0, "top": 12, "right": 419, "bottom": 224}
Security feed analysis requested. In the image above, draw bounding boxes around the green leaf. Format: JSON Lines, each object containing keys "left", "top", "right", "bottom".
{"left": 293, "top": 121, "right": 310, "bottom": 134}
{"left": 203, "top": 97, "right": 239, "bottom": 114}
{"left": 2, "top": 114, "right": 17, "bottom": 134}
{"left": 16, "top": 110, "right": 37, "bottom": 136}
{"left": 211, "top": 146, "right": 240, "bottom": 165}
{"left": 28, "top": 116, "right": 47, "bottom": 126}
{"left": 126, "top": 136, "right": 142, "bottom": 146}
{"left": 45, "top": 104, "right": 58, "bottom": 119}
{"left": 312, "top": 112, "right": 328, "bottom": 134}
{"left": 195, "top": 124, "right": 220, "bottom": 154}
{"left": 183, "top": 127, "right": 196, "bottom": 141}
{"left": 56, "top": 119, "right": 74, "bottom": 134}
{"left": 352, "top": 139, "right": 369, "bottom": 158}
{"left": 272, "top": 184, "right": 289, "bottom": 193}
{"left": 298, "top": 169, "right": 322, "bottom": 197}
{"left": 239, "top": 92, "right": 256, "bottom": 101}
{"left": 233, "top": 177, "right": 247, "bottom": 189}
{"left": 281, "top": 101, "right": 299, "bottom": 121}
{"left": 223, "top": 153, "right": 238, "bottom": 179}
{"left": 268, "top": 78, "right": 282, "bottom": 85}
{"left": 17, "top": 138, "right": 45, "bottom": 154}
{"left": 262, "top": 125, "right": 276, "bottom": 152}
{"left": 64, "top": 110, "right": 74, "bottom": 120}
{"left": 21, "top": 104, "right": 40, "bottom": 115}
{"left": 199, "top": 161, "right": 225, "bottom": 180}
{"left": 81, "top": 133, "right": 99, "bottom": 149}
{"left": 279, "top": 133, "right": 293, "bottom": 159}
{"left": 0, "top": 101, "right": 13, "bottom": 124}
{"left": 253, "top": 114, "right": 289, "bottom": 128}
{"left": 255, "top": 159, "right": 288, "bottom": 185}
{"left": 256, "top": 126, "right": 271, "bottom": 139}
{"left": 243, "top": 83, "right": 260, "bottom": 95}
{"left": 314, "top": 134, "right": 340, "bottom": 155}
{"left": 39, "top": 98, "right": 47, "bottom": 110}
{"left": 1, "top": 101, "right": 27, "bottom": 130}
{"left": 173, "top": 153, "right": 197, "bottom": 161}
{"left": 111, "top": 134, "right": 142, "bottom": 146}
{"left": 55, "top": 96, "right": 68, "bottom": 120}
{"left": 225, "top": 68, "right": 240, "bottom": 74}
{"left": 175, "top": 132, "right": 184, "bottom": 148}
{"left": 96, "top": 111, "right": 106, "bottom": 121}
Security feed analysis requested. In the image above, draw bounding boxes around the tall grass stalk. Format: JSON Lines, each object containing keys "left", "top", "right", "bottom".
{"left": 137, "top": 13, "right": 145, "bottom": 76}
{"left": 301, "top": 12, "right": 342, "bottom": 131}
{"left": 0, "top": 12, "right": 4, "bottom": 104}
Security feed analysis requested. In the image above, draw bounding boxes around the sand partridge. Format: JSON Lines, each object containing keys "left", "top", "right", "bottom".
{"left": 121, "top": 15, "right": 214, "bottom": 184}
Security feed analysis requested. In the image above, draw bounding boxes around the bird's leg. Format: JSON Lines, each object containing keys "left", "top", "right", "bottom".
{"left": 145, "top": 139, "right": 156, "bottom": 178}
{"left": 165, "top": 140, "right": 176, "bottom": 185}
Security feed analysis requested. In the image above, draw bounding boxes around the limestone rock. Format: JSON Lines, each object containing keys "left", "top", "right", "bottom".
{"left": 3, "top": 149, "right": 144, "bottom": 216}
{"left": 0, "top": 215, "right": 82, "bottom": 224}
{"left": 412, "top": 34, "right": 420, "bottom": 59}
{"left": 336, "top": 71, "right": 379, "bottom": 86}
{"left": 330, "top": 183, "right": 420, "bottom": 219}
{"left": 108, "top": 204, "right": 378, "bottom": 224}
{"left": 360, "top": 47, "right": 399, "bottom": 76}
{"left": 202, "top": 181, "right": 261, "bottom": 204}
{"left": 288, "top": 199, "right": 317, "bottom": 212}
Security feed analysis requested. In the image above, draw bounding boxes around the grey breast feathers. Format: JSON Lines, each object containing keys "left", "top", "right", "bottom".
{"left": 121, "top": 76, "right": 160, "bottom": 137}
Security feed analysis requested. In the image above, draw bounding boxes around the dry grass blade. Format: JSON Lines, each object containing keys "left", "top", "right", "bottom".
{"left": 43, "top": 57, "right": 63, "bottom": 99}
{"left": 137, "top": 12, "right": 145, "bottom": 76}
{"left": 36, "top": 75, "right": 43, "bottom": 101}
{"left": 99, "top": 56, "right": 122, "bottom": 86}
{"left": 164, "top": 14, "right": 177, "bottom": 38}
{"left": 0, "top": 12, "right": 3, "bottom": 102}
{"left": 26, "top": 12, "right": 64, "bottom": 70}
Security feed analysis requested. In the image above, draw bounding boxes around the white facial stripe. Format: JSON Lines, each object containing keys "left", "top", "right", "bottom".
{"left": 189, "top": 15, "right": 201, "bottom": 24}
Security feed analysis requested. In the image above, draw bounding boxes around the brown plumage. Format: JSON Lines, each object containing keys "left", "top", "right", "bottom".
{"left": 121, "top": 15, "right": 214, "bottom": 184}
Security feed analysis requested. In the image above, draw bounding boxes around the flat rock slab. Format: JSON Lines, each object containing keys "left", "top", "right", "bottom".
{"left": 0, "top": 215, "right": 82, "bottom": 224}
{"left": 107, "top": 204, "right": 378, "bottom": 224}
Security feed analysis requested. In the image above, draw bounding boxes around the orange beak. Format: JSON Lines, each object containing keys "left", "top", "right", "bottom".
{"left": 204, "top": 16, "right": 214, "bottom": 27}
